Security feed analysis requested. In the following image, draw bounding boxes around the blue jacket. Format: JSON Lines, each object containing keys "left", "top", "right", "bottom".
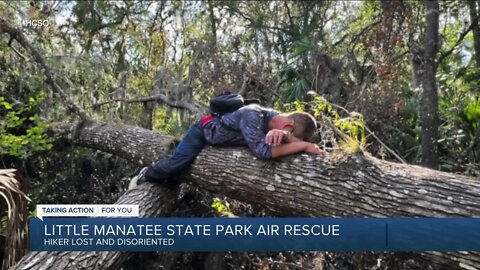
{"left": 203, "top": 104, "right": 279, "bottom": 159}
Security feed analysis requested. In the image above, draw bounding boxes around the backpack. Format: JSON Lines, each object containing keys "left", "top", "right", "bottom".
{"left": 209, "top": 93, "right": 260, "bottom": 116}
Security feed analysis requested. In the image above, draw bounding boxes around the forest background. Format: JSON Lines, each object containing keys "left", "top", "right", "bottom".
{"left": 1, "top": 0, "right": 480, "bottom": 269}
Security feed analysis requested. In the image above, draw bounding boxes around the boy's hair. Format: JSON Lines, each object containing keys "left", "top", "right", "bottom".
{"left": 284, "top": 112, "right": 317, "bottom": 141}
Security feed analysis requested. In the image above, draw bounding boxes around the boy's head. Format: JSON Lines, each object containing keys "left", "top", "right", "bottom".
{"left": 269, "top": 112, "right": 317, "bottom": 141}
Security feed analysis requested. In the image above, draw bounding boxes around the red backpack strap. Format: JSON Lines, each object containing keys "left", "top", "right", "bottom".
{"left": 200, "top": 114, "right": 215, "bottom": 125}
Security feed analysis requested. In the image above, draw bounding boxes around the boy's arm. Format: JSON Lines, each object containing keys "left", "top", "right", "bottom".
{"left": 239, "top": 111, "right": 277, "bottom": 159}
{"left": 285, "top": 132, "right": 302, "bottom": 143}
{"left": 239, "top": 111, "right": 322, "bottom": 159}
{"left": 265, "top": 129, "right": 301, "bottom": 145}
{"left": 271, "top": 141, "right": 322, "bottom": 158}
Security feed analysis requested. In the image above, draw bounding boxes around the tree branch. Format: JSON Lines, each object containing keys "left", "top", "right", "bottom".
{"left": 0, "top": 18, "right": 90, "bottom": 121}
{"left": 350, "top": 19, "right": 381, "bottom": 50}
{"left": 438, "top": 20, "right": 477, "bottom": 64}
{"left": 226, "top": 5, "right": 294, "bottom": 36}
{"left": 6, "top": 37, "right": 27, "bottom": 60}
{"left": 90, "top": 93, "right": 205, "bottom": 119}
{"left": 283, "top": 0, "right": 295, "bottom": 33}
{"left": 269, "top": 76, "right": 288, "bottom": 106}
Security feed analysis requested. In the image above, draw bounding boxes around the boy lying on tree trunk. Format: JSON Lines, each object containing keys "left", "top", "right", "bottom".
{"left": 130, "top": 92, "right": 322, "bottom": 187}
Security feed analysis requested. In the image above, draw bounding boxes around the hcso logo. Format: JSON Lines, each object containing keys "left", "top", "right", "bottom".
{"left": 23, "top": 20, "right": 49, "bottom": 28}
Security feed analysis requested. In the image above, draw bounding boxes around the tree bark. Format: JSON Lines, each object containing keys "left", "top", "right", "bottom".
{"left": 12, "top": 120, "right": 480, "bottom": 269}
{"left": 63, "top": 120, "right": 479, "bottom": 215}
{"left": 421, "top": 0, "right": 440, "bottom": 169}
{"left": 208, "top": 0, "right": 217, "bottom": 50}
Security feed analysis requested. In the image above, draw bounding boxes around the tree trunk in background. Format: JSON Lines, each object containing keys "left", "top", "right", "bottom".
{"left": 208, "top": 0, "right": 217, "bottom": 50}
{"left": 141, "top": 71, "right": 165, "bottom": 130}
{"left": 140, "top": 101, "right": 154, "bottom": 130}
{"left": 468, "top": 0, "right": 480, "bottom": 68}
{"left": 207, "top": 0, "right": 220, "bottom": 86}
{"left": 12, "top": 120, "right": 480, "bottom": 269}
{"left": 420, "top": 0, "right": 440, "bottom": 169}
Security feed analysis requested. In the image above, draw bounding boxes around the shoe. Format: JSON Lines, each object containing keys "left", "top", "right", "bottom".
{"left": 128, "top": 167, "right": 149, "bottom": 190}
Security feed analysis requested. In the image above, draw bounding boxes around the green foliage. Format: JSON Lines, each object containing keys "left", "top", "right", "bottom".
{"left": 287, "top": 77, "right": 309, "bottom": 102}
{"left": 335, "top": 112, "right": 367, "bottom": 154}
{"left": 290, "top": 37, "right": 315, "bottom": 59}
{"left": 278, "top": 67, "right": 310, "bottom": 103}
{"left": 310, "top": 94, "right": 339, "bottom": 120}
{"left": 210, "top": 198, "right": 235, "bottom": 217}
{"left": 435, "top": 32, "right": 480, "bottom": 173}
{"left": 464, "top": 98, "right": 480, "bottom": 129}
{"left": 0, "top": 95, "right": 54, "bottom": 158}
{"left": 152, "top": 108, "right": 194, "bottom": 138}
{"left": 309, "top": 93, "right": 367, "bottom": 153}
{"left": 335, "top": 112, "right": 366, "bottom": 139}
{"left": 283, "top": 100, "right": 305, "bottom": 113}
{"left": 438, "top": 93, "right": 480, "bottom": 170}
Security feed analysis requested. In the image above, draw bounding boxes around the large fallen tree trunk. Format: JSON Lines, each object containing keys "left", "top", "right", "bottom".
{"left": 13, "top": 120, "right": 480, "bottom": 269}
{"left": 65, "top": 121, "right": 480, "bottom": 218}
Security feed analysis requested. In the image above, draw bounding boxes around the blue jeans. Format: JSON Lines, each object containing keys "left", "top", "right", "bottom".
{"left": 145, "top": 122, "right": 205, "bottom": 182}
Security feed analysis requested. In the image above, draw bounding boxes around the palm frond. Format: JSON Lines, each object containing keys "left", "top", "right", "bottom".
{"left": 0, "top": 169, "right": 30, "bottom": 270}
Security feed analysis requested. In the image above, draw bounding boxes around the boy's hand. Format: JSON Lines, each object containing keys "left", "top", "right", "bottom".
{"left": 265, "top": 129, "right": 287, "bottom": 146}
{"left": 304, "top": 142, "right": 323, "bottom": 155}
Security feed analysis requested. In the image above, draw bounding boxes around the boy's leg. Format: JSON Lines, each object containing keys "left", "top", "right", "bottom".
{"left": 144, "top": 122, "right": 205, "bottom": 183}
